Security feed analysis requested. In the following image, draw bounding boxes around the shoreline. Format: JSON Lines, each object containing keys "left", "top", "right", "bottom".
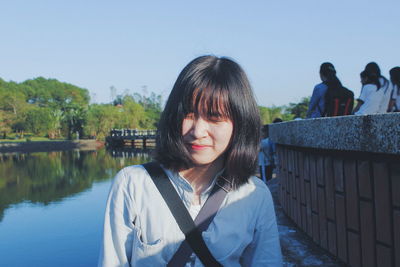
{"left": 0, "top": 140, "right": 104, "bottom": 154}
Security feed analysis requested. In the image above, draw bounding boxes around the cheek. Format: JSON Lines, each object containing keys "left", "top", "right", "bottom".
{"left": 224, "top": 124, "right": 234, "bottom": 141}
{"left": 216, "top": 122, "right": 234, "bottom": 146}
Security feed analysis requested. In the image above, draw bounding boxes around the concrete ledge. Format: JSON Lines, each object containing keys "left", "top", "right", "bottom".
{"left": 269, "top": 113, "right": 400, "bottom": 155}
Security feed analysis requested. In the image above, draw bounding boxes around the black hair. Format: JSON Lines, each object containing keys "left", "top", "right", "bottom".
{"left": 360, "top": 70, "right": 380, "bottom": 90}
{"left": 272, "top": 117, "right": 283, "bottom": 123}
{"left": 390, "top": 67, "right": 400, "bottom": 95}
{"left": 154, "top": 55, "right": 261, "bottom": 188}
{"left": 364, "top": 62, "right": 389, "bottom": 90}
{"left": 320, "top": 62, "right": 344, "bottom": 115}
{"left": 320, "top": 62, "right": 342, "bottom": 89}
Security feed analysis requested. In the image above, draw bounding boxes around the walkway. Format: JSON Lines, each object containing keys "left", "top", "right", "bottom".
{"left": 267, "top": 178, "right": 346, "bottom": 267}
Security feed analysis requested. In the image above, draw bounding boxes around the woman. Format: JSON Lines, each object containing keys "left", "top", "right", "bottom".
{"left": 364, "top": 62, "right": 389, "bottom": 89}
{"left": 388, "top": 67, "right": 400, "bottom": 112}
{"left": 259, "top": 124, "right": 272, "bottom": 183}
{"left": 353, "top": 70, "right": 381, "bottom": 115}
{"left": 364, "top": 62, "right": 391, "bottom": 113}
{"left": 98, "top": 56, "right": 282, "bottom": 266}
{"left": 306, "top": 62, "right": 346, "bottom": 118}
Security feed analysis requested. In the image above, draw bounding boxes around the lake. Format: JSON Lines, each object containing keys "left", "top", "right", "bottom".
{"left": 0, "top": 148, "right": 151, "bottom": 267}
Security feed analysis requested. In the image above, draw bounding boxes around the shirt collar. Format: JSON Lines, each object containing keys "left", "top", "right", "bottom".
{"left": 163, "top": 167, "right": 224, "bottom": 196}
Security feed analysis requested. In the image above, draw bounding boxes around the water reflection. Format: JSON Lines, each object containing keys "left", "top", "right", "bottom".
{"left": 108, "top": 147, "right": 154, "bottom": 159}
{"left": 0, "top": 148, "right": 151, "bottom": 222}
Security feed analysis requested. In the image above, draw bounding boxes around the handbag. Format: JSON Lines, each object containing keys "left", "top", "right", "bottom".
{"left": 142, "top": 162, "right": 230, "bottom": 267}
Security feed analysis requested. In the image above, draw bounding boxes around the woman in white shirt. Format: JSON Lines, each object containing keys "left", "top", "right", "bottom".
{"left": 364, "top": 62, "right": 391, "bottom": 113}
{"left": 388, "top": 67, "right": 400, "bottom": 112}
{"left": 98, "top": 56, "right": 282, "bottom": 267}
{"left": 354, "top": 70, "right": 383, "bottom": 115}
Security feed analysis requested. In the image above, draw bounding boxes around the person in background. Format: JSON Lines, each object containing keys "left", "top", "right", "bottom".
{"left": 259, "top": 125, "right": 274, "bottom": 182}
{"left": 307, "top": 63, "right": 347, "bottom": 118}
{"left": 353, "top": 70, "right": 381, "bottom": 115}
{"left": 259, "top": 118, "right": 283, "bottom": 182}
{"left": 258, "top": 125, "right": 267, "bottom": 183}
{"left": 364, "top": 62, "right": 391, "bottom": 113}
{"left": 388, "top": 67, "right": 400, "bottom": 112}
{"left": 260, "top": 124, "right": 275, "bottom": 182}
{"left": 270, "top": 118, "right": 282, "bottom": 175}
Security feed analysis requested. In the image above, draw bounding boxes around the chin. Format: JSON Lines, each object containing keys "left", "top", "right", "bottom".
{"left": 191, "top": 156, "right": 223, "bottom": 168}
{"left": 192, "top": 160, "right": 215, "bottom": 166}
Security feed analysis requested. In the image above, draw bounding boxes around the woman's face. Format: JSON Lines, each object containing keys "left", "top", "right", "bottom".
{"left": 361, "top": 76, "right": 368, "bottom": 85}
{"left": 182, "top": 113, "right": 233, "bottom": 167}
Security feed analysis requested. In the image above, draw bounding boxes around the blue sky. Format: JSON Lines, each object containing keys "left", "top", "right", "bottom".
{"left": 0, "top": 0, "right": 399, "bottom": 107}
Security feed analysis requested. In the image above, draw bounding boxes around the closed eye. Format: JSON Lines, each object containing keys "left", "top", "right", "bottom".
{"left": 208, "top": 114, "right": 227, "bottom": 122}
{"left": 184, "top": 113, "right": 195, "bottom": 120}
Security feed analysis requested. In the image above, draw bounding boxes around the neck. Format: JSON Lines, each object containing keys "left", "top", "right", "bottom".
{"left": 179, "top": 158, "right": 224, "bottom": 196}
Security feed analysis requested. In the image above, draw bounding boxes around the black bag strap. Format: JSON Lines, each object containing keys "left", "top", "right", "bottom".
{"left": 168, "top": 171, "right": 230, "bottom": 267}
{"left": 142, "top": 162, "right": 227, "bottom": 267}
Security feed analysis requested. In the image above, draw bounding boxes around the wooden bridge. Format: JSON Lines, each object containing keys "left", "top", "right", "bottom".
{"left": 105, "top": 129, "right": 157, "bottom": 148}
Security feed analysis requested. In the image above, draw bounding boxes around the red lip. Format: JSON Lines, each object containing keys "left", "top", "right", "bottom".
{"left": 189, "top": 144, "right": 211, "bottom": 151}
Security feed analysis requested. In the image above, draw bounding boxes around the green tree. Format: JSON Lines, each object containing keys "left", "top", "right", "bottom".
{"left": 0, "top": 81, "right": 28, "bottom": 117}
{"left": 84, "top": 104, "right": 119, "bottom": 139}
{"left": 285, "top": 97, "right": 310, "bottom": 119}
{"left": 259, "top": 106, "right": 286, "bottom": 124}
{"left": 117, "top": 95, "right": 146, "bottom": 129}
{"left": 21, "top": 77, "right": 90, "bottom": 108}
{"left": 24, "top": 107, "right": 53, "bottom": 136}
{"left": 0, "top": 110, "right": 11, "bottom": 139}
{"left": 62, "top": 104, "right": 87, "bottom": 139}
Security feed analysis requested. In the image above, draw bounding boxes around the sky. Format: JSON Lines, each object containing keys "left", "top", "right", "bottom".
{"left": 0, "top": 0, "right": 399, "bottom": 107}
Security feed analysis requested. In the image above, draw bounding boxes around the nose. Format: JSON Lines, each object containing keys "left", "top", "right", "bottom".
{"left": 191, "top": 117, "right": 209, "bottom": 139}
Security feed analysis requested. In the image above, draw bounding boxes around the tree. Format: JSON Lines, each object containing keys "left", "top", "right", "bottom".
{"left": 48, "top": 109, "right": 64, "bottom": 139}
{"left": 21, "top": 77, "right": 90, "bottom": 108}
{"left": 0, "top": 110, "right": 11, "bottom": 138}
{"left": 24, "top": 107, "right": 53, "bottom": 136}
{"left": 285, "top": 97, "right": 310, "bottom": 119}
{"left": 62, "top": 104, "right": 87, "bottom": 139}
{"left": 259, "top": 106, "right": 286, "bottom": 124}
{"left": 117, "top": 95, "right": 146, "bottom": 129}
{"left": 84, "top": 104, "right": 119, "bottom": 139}
{"left": 0, "top": 84, "right": 27, "bottom": 116}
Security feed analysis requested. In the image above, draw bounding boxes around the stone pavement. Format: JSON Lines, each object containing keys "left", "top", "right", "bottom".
{"left": 266, "top": 177, "right": 346, "bottom": 267}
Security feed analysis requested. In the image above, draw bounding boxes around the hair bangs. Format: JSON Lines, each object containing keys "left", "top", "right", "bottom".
{"left": 187, "top": 86, "right": 232, "bottom": 120}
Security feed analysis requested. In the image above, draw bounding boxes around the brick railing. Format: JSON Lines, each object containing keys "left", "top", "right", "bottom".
{"left": 269, "top": 114, "right": 400, "bottom": 267}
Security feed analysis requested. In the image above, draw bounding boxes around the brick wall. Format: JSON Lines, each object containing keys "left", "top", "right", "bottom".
{"left": 277, "top": 145, "right": 400, "bottom": 267}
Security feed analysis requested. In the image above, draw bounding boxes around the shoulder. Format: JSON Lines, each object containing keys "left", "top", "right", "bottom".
{"left": 342, "top": 87, "right": 354, "bottom": 97}
{"left": 363, "top": 84, "right": 377, "bottom": 91}
{"left": 315, "top": 82, "right": 328, "bottom": 91}
{"left": 233, "top": 176, "right": 273, "bottom": 204}
{"left": 114, "top": 165, "right": 147, "bottom": 181}
{"left": 249, "top": 176, "right": 273, "bottom": 195}
{"left": 111, "top": 164, "right": 151, "bottom": 192}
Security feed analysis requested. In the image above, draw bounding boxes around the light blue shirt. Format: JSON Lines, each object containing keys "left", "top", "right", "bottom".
{"left": 98, "top": 165, "right": 282, "bottom": 267}
{"left": 307, "top": 82, "right": 328, "bottom": 118}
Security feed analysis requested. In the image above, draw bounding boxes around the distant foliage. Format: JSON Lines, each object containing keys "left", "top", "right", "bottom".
{"left": 85, "top": 92, "right": 162, "bottom": 140}
{"left": 258, "top": 97, "right": 310, "bottom": 124}
{"left": 0, "top": 77, "right": 162, "bottom": 140}
{"left": 0, "top": 76, "right": 309, "bottom": 140}
{"left": 0, "top": 77, "right": 90, "bottom": 139}
{"left": 285, "top": 97, "right": 310, "bottom": 119}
